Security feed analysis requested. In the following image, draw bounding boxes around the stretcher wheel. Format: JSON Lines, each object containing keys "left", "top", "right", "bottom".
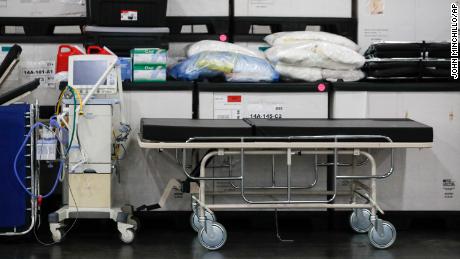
{"left": 350, "top": 209, "right": 372, "bottom": 233}
{"left": 120, "top": 229, "right": 135, "bottom": 244}
{"left": 198, "top": 222, "right": 227, "bottom": 251}
{"left": 190, "top": 210, "right": 216, "bottom": 232}
{"left": 368, "top": 221, "right": 397, "bottom": 249}
{"left": 51, "top": 229, "right": 64, "bottom": 243}
{"left": 128, "top": 215, "right": 140, "bottom": 232}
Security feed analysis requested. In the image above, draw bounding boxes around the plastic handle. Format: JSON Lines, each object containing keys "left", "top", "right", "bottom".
{"left": 87, "top": 46, "right": 103, "bottom": 54}
{"left": 58, "top": 45, "right": 74, "bottom": 54}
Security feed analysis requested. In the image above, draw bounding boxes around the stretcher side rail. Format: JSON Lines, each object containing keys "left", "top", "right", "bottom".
{"left": 137, "top": 134, "right": 433, "bottom": 150}
{"left": 177, "top": 135, "right": 396, "bottom": 181}
{"left": 183, "top": 136, "right": 391, "bottom": 205}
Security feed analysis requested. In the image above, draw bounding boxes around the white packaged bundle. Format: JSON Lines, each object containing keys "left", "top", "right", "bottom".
{"left": 321, "top": 69, "right": 365, "bottom": 82}
{"left": 275, "top": 63, "right": 364, "bottom": 82}
{"left": 265, "top": 42, "right": 365, "bottom": 70}
{"left": 265, "top": 31, "right": 360, "bottom": 51}
{"left": 275, "top": 63, "right": 323, "bottom": 82}
{"left": 187, "top": 40, "right": 265, "bottom": 59}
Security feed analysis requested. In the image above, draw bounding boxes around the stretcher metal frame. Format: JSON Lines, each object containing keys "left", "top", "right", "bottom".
{"left": 137, "top": 134, "right": 433, "bottom": 250}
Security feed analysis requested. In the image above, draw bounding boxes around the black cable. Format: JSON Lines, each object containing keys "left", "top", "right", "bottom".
{"left": 33, "top": 178, "right": 79, "bottom": 246}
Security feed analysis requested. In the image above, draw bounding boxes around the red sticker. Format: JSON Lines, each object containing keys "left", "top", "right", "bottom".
{"left": 121, "top": 10, "right": 137, "bottom": 13}
{"left": 227, "top": 96, "right": 242, "bottom": 103}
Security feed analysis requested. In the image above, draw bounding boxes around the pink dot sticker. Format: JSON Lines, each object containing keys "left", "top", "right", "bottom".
{"left": 317, "top": 83, "right": 327, "bottom": 92}
{"left": 219, "top": 34, "right": 228, "bottom": 42}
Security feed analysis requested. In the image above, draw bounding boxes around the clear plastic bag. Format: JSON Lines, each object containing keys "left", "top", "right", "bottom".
{"left": 170, "top": 51, "right": 279, "bottom": 82}
{"left": 187, "top": 40, "right": 265, "bottom": 59}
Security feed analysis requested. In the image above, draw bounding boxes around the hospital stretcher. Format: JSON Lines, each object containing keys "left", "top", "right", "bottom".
{"left": 137, "top": 118, "right": 433, "bottom": 250}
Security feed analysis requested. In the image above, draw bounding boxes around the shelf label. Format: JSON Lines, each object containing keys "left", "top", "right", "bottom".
{"left": 20, "top": 61, "right": 55, "bottom": 88}
{"left": 214, "top": 94, "right": 286, "bottom": 119}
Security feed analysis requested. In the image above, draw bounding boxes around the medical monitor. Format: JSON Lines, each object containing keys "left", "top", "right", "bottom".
{"left": 68, "top": 55, "right": 118, "bottom": 95}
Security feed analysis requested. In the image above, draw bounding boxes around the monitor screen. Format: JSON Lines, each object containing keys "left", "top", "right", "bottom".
{"left": 73, "top": 60, "right": 108, "bottom": 86}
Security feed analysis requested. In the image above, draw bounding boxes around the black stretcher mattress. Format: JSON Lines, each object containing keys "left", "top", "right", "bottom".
{"left": 365, "top": 42, "right": 451, "bottom": 59}
{"left": 141, "top": 118, "right": 433, "bottom": 143}
{"left": 364, "top": 60, "right": 451, "bottom": 78}
{"left": 248, "top": 119, "right": 433, "bottom": 143}
{"left": 141, "top": 118, "right": 253, "bottom": 142}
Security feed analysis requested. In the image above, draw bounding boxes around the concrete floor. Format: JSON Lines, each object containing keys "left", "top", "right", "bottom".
{"left": 1, "top": 212, "right": 460, "bottom": 259}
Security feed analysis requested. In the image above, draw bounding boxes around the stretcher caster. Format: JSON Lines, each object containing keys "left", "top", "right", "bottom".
{"left": 119, "top": 229, "right": 135, "bottom": 244}
{"left": 368, "top": 221, "right": 396, "bottom": 249}
{"left": 198, "top": 222, "right": 227, "bottom": 250}
{"left": 350, "top": 209, "right": 372, "bottom": 233}
{"left": 128, "top": 216, "right": 140, "bottom": 232}
{"left": 51, "top": 228, "right": 64, "bottom": 243}
{"left": 118, "top": 222, "right": 136, "bottom": 244}
{"left": 50, "top": 223, "right": 65, "bottom": 243}
{"left": 190, "top": 211, "right": 216, "bottom": 232}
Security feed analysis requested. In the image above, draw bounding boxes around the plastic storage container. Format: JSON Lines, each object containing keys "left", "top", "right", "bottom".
{"left": 55, "top": 45, "right": 85, "bottom": 83}
{"left": 56, "top": 45, "right": 84, "bottom": 75}
{"left": 87, "top": 0, "right": 168, "bottom": 27}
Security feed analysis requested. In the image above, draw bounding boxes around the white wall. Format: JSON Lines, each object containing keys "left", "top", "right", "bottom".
{"left": 167, "top": 0, "right": 228, "bottom": 16}
{"left": 234, "top": 0, "right": 352, "bottom": 18}
{"left": 358, "top": 0, "right": 456, "bottom": 51}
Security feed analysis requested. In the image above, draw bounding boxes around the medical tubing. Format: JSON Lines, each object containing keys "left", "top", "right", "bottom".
{"left": 65, "top": 87, "right": 77, "bottom": 156}
{"left": 13, "top": 122, "right": 64, "bottom": 200}
{"left": 54, "top": 86, "right": 77, "bottom": 156}
{"left": 55, "top": 89, "right": 65, "bottom": 115}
